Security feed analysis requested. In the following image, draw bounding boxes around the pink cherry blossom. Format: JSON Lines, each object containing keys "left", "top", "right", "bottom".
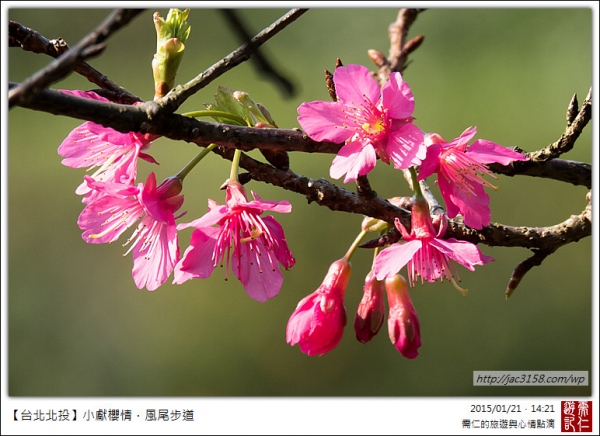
{"left": 297, "top": 64, "right": 425, "bottom": 183}
{"left": 173, "top": 182, "right": 295, "bottom": 302}
{"left": 385, "top": 274, "right": 421, "bottom": 359}
{"left": 418, "top": 127, "right": 528, "bottom": 229}
{"left": 58, "top": 90, "right": 158, "bottom": 203}
{"left": 77, "top": 172, "right": 183, "bottom": 291}
{"left": 373, "top": 197, "right": 494, "bottom": 294}
{"left": 286, "top": 258, "right": 350, "bottom": 356}
{"left": 354, "top": 272, "right": 385, "bottom": 344}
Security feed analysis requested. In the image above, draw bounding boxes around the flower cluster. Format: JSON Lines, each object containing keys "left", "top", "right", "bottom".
{"left": 57, "top": 33, "right": 528, "bottom": 360}
{"left": 287, "top": 63, "right": 528, "bottom": 358}
{"left": 59, "top": 89, "right": 295, "bottom": 300}
{"left": 286, "top": 259, "right": 423, "bottom": 359}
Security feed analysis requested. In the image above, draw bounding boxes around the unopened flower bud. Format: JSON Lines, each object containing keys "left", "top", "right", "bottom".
{"left": 367, "top": 49, "right": 387, "bottom": 67}
{"left": 257, "top": 103, "right": 278, "bottom": 128}
{"left": 152, "top": 8, "right": 191, "bottom": 99}
{"left": 354, "top": 272, "right": 385, "bottom": 343}
{"left": 385, "top": 274, "right": 421, "bottom": 359}
{"left": 286, "top": 258, "right": 351, "bottom": 356}
{"left": 155, "top": 175, "right": 183, "bottom": 200}
{"left": 232, "top": 91, "right": 274, "bottom": 127}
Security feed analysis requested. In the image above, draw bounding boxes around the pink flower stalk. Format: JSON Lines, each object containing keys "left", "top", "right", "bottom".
{"left": 173, "top": 182, "right": 295, "bottom": 302}
{"left": 373, "top": 197, "right": 494, "bottom": 294}
{"left": 77, "top": 172, "right": 183, "bottom": 291}
{"left": 58, "top": 90, "right": 158, "bottom": 203}
{"left": 385, "top": 274, "right": 421, "bottom": 359}
{"left": 354, "top": 272, "right": 386, "bottom": 344}
{"left": 297, "top": 64, "right": 425, "bottom": 183}
{"left": 418, "top": 127, "right": 528, "bottom": 229}
{"left": 286, "top": 258, "right": 350, "bottom": 356}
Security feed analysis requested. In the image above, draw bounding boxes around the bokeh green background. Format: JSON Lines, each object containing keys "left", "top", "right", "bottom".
{"left": 7, "top": 7, "right": 593, "bottom": 396}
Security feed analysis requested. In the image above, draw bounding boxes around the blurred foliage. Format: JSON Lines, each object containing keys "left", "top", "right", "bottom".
{"left": 7, "top": 7, "right": 592, "bottom": 396}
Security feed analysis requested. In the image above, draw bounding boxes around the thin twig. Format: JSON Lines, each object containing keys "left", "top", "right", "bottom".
{"left": 376, "top": 8, "right": 426, "bottom": 83}
{"left": 527, "top": 88, "right": 592, "bottom": 162}
{"left": 488, "top": 89, "right": 592, "bottom": 187}
{"left": 8, "top": 20, "right": 141, "bottom": 104}
{"left": 504, "top": 248, "right": 557, "bottom": 299}
{"left": 8, "top": 9, "right": 144, "bottom": 108}
{"left": 419, "top": 179, "right": 445, "bottom": 217}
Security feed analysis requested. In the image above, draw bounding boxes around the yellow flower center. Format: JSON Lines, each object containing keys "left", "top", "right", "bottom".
{"left": 362, "top": 118, "right": 386, "bottom": 136}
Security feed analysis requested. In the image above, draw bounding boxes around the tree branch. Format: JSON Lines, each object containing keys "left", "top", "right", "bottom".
{"left": 388, "top": 8, "right": 426, "bottom": 73}
{"left": 528, "top": 88, "right": 592, "bottom": 162}
{"left": 445, "top": 198, "right": 591, "bottom": 250}
{"left": 372, "top": 8, "right": 426, "bottom": 84}
{"left": 211, "top": 146, "right": 413, "bottom": 230}
{"left": 504, "top": 248, "right": 557, "bottom": 299}
{"left": 488, "top": 88, "right": 592, "bottom": 188}
{"left": 12, "top": 83, "right": 591, "bottom": 188}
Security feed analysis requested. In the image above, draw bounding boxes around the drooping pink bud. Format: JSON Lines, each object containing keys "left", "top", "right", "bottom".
{"left": 286, "top": 258, "right": 351, "bottom": 356}
{"left": 385, "top": 274, "right": 421, "bottom": 359}
{"left": 354, "top": 272, "right": 385, "bottom": 344}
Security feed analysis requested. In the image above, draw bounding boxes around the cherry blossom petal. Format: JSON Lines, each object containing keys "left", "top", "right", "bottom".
{"left": 451, "top": 127, "right": 478, "bottom": 149}
{"left": 430, "top": 238, "right": 494, "bottom": 271}
{"left": 173, "top": 227, "right": 220, "bottom": 284}
{"left": 297, "top": 101, "right": 355, "bottom": 143}
{"left": 132, "top": 217, "right": 179, "bottom": 291}
{"left": 232, "top": 240, "right": 283, "bottom": 302}
{"left": 373, "top": 241, "right": 422, "bottom": 281}
{"left": 417, "top": 142, "right": 442, "bottom": 180}
{"left": 467, "top": 139, "right": 528, "bottom": 165}
{"left": 330, "top": 141, "right": 377, "bottom": 182}
{"left": 387, "top": 123, "right": 426, "bottom": 170}
{"left": 381, "top": 72, "right": 415, "bottom": 119}
{"left": 262, "top": 216, "right": 295, "bottom": 270}
{"left": 333, "top": 64, "right": 380, "bottom": 105}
